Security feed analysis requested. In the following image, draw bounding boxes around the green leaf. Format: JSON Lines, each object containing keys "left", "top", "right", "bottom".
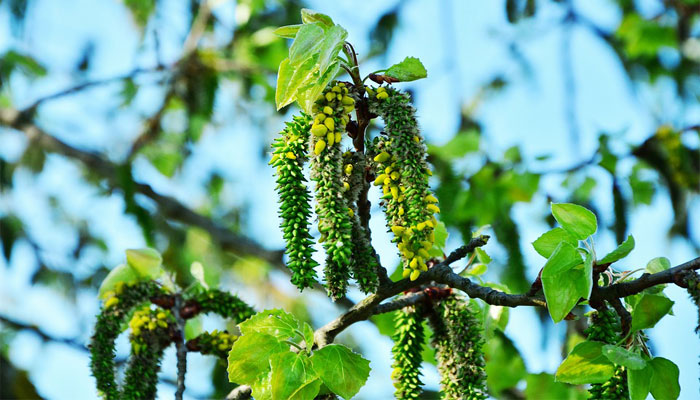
{"left": 475, "top": 247, "right": 491, "bottom": 264}
{"left": 301, "top": 321, "right": 315, "bottom": 349}
{"left": 289, "top": 23, "right": 325, "bottom": 64}
{"left": 532, "top": 227, "right": 579, "bottom": 258}
{"left": 300, "top": 9, "right": 334, "bottom": 28}
{"left": 125, "top": 248, "right": 163, "bottom": 278}
{"left": 541, "top": 242, "right": 585, "bottom": 322}
{"left": 645, "top": 257, "right": 670, "bottom": 274}
{"left": 484, "top": 331, "right": 526, "bottom": 395}
{"left": 184, "top": 316, "right": 203, "bottom": 340}
{"left": 628, "top": 364, "right": 653, "bottom": 400}
{"left": 427, "top": 130, "right": 480, "bottom": 160}
{"left": 468, "top": 263, "right": 488, "bottom": 276}
{"left": 525, "top": 373, "right": 587, "bottom": 400}
{"left": 309, "top": 344, "right": 370, "bottom": 399}
{"left": 316, "top": 25, "right": 348, "bottom": 74}
{"left": 274, "top": 24, "right": 303, "bottom": 38}
{"left": 630, "top": 294, "right": 674, "bottom": 332}
{"left": 598, "top": 235, "right": 635, "bottom": 265}
{"left": 551, "top": 203, "right": 597, "bottom": 240}
{"left": 601, "top": 345, "right": 647, "bottom": 370}
{"left": 250, "top": 372, "right": 273, "bottom": 400}
{"left": 123, "top": 0, "right": 155, "bottom": 27}
{"left": 384, "top": 56, "right": 428, "bottom": 82}
{"left": 649, "top": 357, "right": 680, "bottom": 400}
{"left": 555, "top": 341, "right": 615, "bottom": 384}
{"left": 270, "top": 352, "right": 321, "bottom": 400}
{"left": 190, "top": 261, "right": 209, "bottom": 289}
{"left": 275, "top": 56, "right": 317, "bottom": 110}
{"left": 98, "top": 264, "right": 138, "bottom": 299}
{"left": 295, "top": 61, "right": 340, "bottom": 114}
{"left": 227, "top": 333, "right": 288, "bottom": 384}
{"left": 433, "top": 221, "right": 448, "bottom": 249}
{"left": 239, "top": 309, "right": 300, "bottom": 342}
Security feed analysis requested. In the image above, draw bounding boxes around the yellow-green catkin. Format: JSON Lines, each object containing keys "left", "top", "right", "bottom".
{"left": 341, "top": 151, "right": 379, "bottom": 293}
{"left": 310, "top": 82, "right": 355, "bottom": 300}
{"left": 270, "top": 113, "right": 319, "bottom": 290}
{"left": 391, "top": 305, "right": 425, "bottom": 400}
{"left": 186, "top": 329, "right": 238, "bottom": 359}
{"left": 429, "top": 296, "right": 487, "bottom": 400}
{"left": 123, "top": 307, "right": 174, "bottom": 400}
{"left": 585, "top": 308, "right": 629, "bottom": 400}
{"left": 368, "top": 86, "right": 439, "bottom": 281}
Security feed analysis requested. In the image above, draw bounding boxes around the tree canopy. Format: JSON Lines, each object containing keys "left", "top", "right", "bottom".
{"left": 0, "top": 1, "right": 699, "bottom": 399}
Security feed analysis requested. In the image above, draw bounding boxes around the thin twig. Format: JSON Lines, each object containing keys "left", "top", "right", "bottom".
{"left": 172, "top": 296, "right": 187, "bottom": 400}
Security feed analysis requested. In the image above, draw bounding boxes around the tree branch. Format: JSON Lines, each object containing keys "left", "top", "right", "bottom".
{"left": 172, "top": 296, "right": 187, "bottom": 400}
{"left": 313, "top": 233, "right": 700, "bottom": 348}
{"left": 225, "top": 385, "right": 252, "bottom": 400}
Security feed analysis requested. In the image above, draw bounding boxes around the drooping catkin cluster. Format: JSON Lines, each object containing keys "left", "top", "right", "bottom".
{"left": 309, "top": 82, "right": 356, "bottom": 299}
{"left": 428, "top": 296, "right": 488, "bottom": 400}
{"left": 90, "top": 282, "right": 165, "bottom": 400}
{"left": 193, "top": 283, "right": 256, "bottom": 322}
{"left": 391, "top": 305, "right": 426, "bottom": 399}
{"left": 585, "top": 308, "right": 630, "bottom": 400}
{"left": 368, "top": 86, "right": 439, "bottom": 281}
{"left": 122, "top": 308, "right": 175, "bottom": 400}
{"left": 342, "top": 150, "right": 379, "bottom": 293}
{"left": 270, "top": 113, "right": 319, "bottom": 290}
{"left": 90, "top": 284, "right": 254, "bottom": 400}
{"left": 186, "top": 329, "right": 238, "bottom": 359}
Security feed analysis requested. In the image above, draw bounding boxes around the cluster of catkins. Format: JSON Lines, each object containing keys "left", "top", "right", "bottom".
{"left": 368, "top": 86, "right": 440, "bottom": 281}
{"left": 585, "top": 308, "right": 630, "bottom": 400}
{"left": 90, "top": 284, "right": 254, "bottom": 400}
{"left": 272, "top": 82, "right": 381, "bottom": 299}
{"left": 186, "top": 329, "right": 238, "bottom": 359}
{"left": 391, "top": 295, "right": 487, "bottom": 399}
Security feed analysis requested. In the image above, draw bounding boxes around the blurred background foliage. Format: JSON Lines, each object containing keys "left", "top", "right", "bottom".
{"left": 0, "top": 0, "right": 698, "bottom": 399}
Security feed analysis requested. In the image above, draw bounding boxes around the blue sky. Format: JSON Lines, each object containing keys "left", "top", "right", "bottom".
{"left": 1, "top": 0, "right": 698, "bottom": 399}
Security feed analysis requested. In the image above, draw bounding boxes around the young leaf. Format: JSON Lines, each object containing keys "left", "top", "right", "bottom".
{"left": 125, "top": 248, "right": 163, "bottom": 278}
{"left": 190, "top": 261, "right": 209, "bottom": 289}
{"left": 309, "top": 344, "right": 371, "bottom": 399}
{"left": 276, "top": 56, "right": 317, "bottom": 110}
{"left": 645, "top": 257, "right": 670, "bottom": 274}
{"left": 384, "top": 56, "right": 428, "bottom": 82}
{"left": 598, "top": 235, "right": 635, "bottom": 265}
{"left": 551, "top": 203, "right": 597, "bottom": 240}
{"left": 628, "top": 364, "right": 653, "bottom": 400}
{"left": 601, "top": 345, "right": 647, "bottom": 370}
{"left": 316, "top": 25, "right": 347, "bottom": 73}
{"left": 270, "top": 352, "right": 321, "bottom": 400}
{"left": 289, "top": 23, "right": 325, "bottom": 64}
{"left": 649, "top": 357, "right": 680, "bottom": 400}
{"left": 227, "top": 333, "right": 289, "bottom": 384}
{"left": 301, "top": 321, "right": 315, "bottom": 349}
{"left": 300, "top": 9, "right": 334, "bottom": 28}
{"left": 239, "top": 309, "right": 301, "bottom": 341}
{"left": 250, "top": 372, "right": 273, "bottom": 400}
{"left": 97, "top": 263, "right": 138, "bottom": 299}
{"left": 555, "top": 341, "right": 615, "bottom": 384}
{"left": 532, "top": 227, "right": 578, "bottom": 258}
{"left": 541, "top": 242, "right": 584, "bottom": 322}
{"left": 295, "top": 61, "right": 340, "bottom": 114}
{"left": 274, "top": 24, "right": 303, "bottom": 38}
{"left": 475, "top": 248, "right": 491, "bottom": 264}
{"left": 630, "top": 294, "right": 674, "bottom": 332}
